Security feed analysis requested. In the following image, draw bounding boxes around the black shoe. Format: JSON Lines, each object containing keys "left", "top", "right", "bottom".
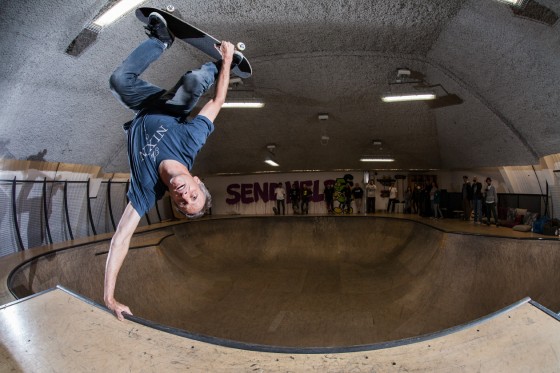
{"left": 145, "top": 12, "right": 174, "bottom": 49}
{"left": 214, "top": 51, "right": 244, "bottom": 72}
{"left": 232, "top": 51, "right": 243, "bottom": 68}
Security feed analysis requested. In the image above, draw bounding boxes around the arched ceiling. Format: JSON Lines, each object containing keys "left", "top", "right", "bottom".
{"left": 0, "top": 0, "right": 558, "bottom": 175}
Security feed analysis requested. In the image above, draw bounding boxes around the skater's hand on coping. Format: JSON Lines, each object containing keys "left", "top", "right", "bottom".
{"left": 218, "top": 41, "right": 234, "bottom": 62}
{"left": 106, "top": 298, "right": 133, "bottom": 321}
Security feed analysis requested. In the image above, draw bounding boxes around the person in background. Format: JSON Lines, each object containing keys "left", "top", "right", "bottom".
{"left": 301, "top": 184, "right": 312, "bottom": 214}
{"left": 387, "top": 183, "right": 398, "bottom": 213}
{"left": 324, "top": 183, "right": 334, "bottom": 214}
{"left": 461, "top": 176, "right": 473, "bottom": 221}
{"left": 431, "top": 181, "right": 443, "bottom": 219}
{"left": 412, "top": 184, "right": 421, "bottom": 215}
{"left": 274, "top": 183, "right": 286, "bottom": 215}
{"left": 365, "top": 179, "right": 377, "bottom": 213}
{"left": 290, "top": 182, "right": 300, "bottom": 214}
{"left": 352, "top": 183, "right": 364, "bottom": 214}
{"left": 404, "top": 186, "right": 412, "bottom": 213}
{"left": 471, "top": 176, "right": 483, "bottom": 224}
{"left": 484, "top": 177, "right": 499, "bottom": 227}
{"left": 342, "top": 184, "right": 353, "bottom": 214}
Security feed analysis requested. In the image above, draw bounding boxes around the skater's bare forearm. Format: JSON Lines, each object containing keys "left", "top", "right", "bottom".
{"left": 199, "top": 41, "right": 234, "bottom": 122}
{"left": 104, "top": 202, "right": 141, "bottom": 320}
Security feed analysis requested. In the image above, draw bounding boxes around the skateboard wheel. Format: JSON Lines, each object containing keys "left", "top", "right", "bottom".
{"left": 236, "top": 42, "right": 246, "bottom": 51}
{"left": 165, "top": 5, "right": 175, "bottom": 12}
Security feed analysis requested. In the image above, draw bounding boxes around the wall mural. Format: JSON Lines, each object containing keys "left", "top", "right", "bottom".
{"left": 332, "top": 174, "right": 354, "bottom": 215}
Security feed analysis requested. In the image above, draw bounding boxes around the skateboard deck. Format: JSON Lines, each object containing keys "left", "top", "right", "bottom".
{"left": 136, "top": 7, "right": 252, "bottom": 79}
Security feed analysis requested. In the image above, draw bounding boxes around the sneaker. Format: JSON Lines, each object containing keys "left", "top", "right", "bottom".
{"left": 232, "top": 51, "right": 244, "bottom": 68}
{"left": 214, "top": 51, "right": 244, "bottom": 72}
{"left": 145, "top": 12, "right": 174, "bottom": 49}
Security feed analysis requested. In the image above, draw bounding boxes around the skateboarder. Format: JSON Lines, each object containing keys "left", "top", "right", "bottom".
{"left": 104, "top": 12, "right": 235, "bottom": 321}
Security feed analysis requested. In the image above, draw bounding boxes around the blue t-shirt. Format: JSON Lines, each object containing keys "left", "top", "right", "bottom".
{"left": 126, "top": 112, "right": 214, "bottom": 215}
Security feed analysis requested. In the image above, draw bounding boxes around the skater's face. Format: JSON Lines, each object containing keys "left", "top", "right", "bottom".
{"left": 169, "top": 174, "right": 206, "bottom": 215}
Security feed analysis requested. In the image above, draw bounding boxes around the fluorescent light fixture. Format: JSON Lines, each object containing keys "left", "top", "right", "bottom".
{"left": 381, "top": 93, "right": 436, "bottom": 102}
{"left": 264, "top": 158, "right": 280, "bottom": 167}
{"left": 360, "top": 157, "right": 395, "bottom": 162}
{"left": 496, "top": 0, "right": 524, "bottom": 6}
{"left": 94, "top": 0, "right": 146, "bottom": 27}
{"left": 222, "top": 101, "right": 265, "bottom": 108}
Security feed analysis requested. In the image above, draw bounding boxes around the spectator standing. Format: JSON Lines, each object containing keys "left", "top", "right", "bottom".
{"left": 352, "top": 183, "right": 364, "bottom": 214}
{"left": 484, "top": 177, "right": 499, "bottom": 227}
{"left": 461, "top": 176, "right": 473, "bottom": 221}
{"left": 301, "top": 184, "right": 312, "bottom": 214}
{"left": 289, "top": 182, "right": 300, "bottom": 214}
{"left": 324, "top": 183, "right": 334, "bottom": 214}
{"left": 365, "top": 180, "right": 377, "bottom": 213}
{"left": 471, "top": 176, "right": 483, "bottom": 224}
{"left": 404, "top": 186, "right": 412, "bottom": 213}
{"left": 342, "top": 184, "right": 353, "bottom": 214}
{"left": 274, "top": 183, "right": 286, "bottom": 215}
{"left": 387, "top": 183, "right": 398, "bottom": 213}
{"left": 431, "top": 182, "right": 443, "bottom": 219}
{"left": 412, "top": 184, "right": 421, "bottom": 214}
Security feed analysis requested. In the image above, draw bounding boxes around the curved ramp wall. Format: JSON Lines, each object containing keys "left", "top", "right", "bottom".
{"left": 8, "top": 216, "right": 560, "bottom": 347}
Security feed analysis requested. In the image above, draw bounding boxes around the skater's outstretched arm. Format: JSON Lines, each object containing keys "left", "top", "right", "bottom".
{"left": 104, "top": 202, "right": 141, "bottom": 320}
{"left": 198, "top": 41, "right": 234, "bottom": 122}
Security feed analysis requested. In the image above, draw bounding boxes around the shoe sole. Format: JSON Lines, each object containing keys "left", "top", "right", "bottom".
{"left": 148, "top": 12, "right": 168, "bottom": 28}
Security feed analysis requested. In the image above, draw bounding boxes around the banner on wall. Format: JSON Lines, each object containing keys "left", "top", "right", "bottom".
{"left": 217, "top": 173, "right": 359, "bottom": 214}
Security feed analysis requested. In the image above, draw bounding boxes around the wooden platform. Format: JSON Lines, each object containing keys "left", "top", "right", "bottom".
{"left": 1, "top": 287, "right": 559, "bottom": 372}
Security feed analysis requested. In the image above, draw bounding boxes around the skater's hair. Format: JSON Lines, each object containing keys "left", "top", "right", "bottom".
{"left": 174, "top": 181, "right": 212, "bottom": 219}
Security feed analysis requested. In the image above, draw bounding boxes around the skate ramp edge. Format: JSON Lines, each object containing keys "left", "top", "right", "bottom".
{"left": 4, "top": 216, "right": 560, "bottom": 348}
{"left": 1, "top": 285, "right": 560, "bottom": 372}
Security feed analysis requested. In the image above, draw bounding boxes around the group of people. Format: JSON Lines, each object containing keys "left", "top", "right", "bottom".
{"left": 274, "top": 180, "right": 379, "bottom": 215}
{"left": 330, "top": 181, "right": 378, "bottom": 214}
{"left": 461, "top": 175, "right": 499, "bottom": 226}
{"left": 273, "top": 183, "right": 313, "bottom": 215}
{"left": 403, "top": 176, "right": 498, "bottom": 225}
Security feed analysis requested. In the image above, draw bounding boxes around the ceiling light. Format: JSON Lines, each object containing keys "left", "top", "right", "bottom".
{"left": 360, "top": 157, "right": 395, "bottom": 162}
{"left": 265, "top": 144, "right": 279, "bottom": 166}
{"left": 381, "top": 93, "right": 436, "bottom": 102}
{"left": 93, "top": 0, "right": 147, "bottom": 27}
{"left": 264, "top": 158, "right": 280, "bottom": 167}
{"left": 222, "top": 101, "right": 265, "bottom": 108}
{"left": 496, "top": 0, "right": 525, "bottom": 6}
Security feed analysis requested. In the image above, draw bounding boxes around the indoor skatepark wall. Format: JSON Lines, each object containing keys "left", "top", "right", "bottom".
{"left": 8, "top": 216, "right": 560, "bottom": 348}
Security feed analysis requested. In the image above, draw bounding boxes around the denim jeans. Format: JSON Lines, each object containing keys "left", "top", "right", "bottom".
{"left": 276, "top": 199, "right": 285, "bottom": 215}
{"left": 109, "top": 38, "right": 218, "bottom": 115}
{"left": 472, "top": 199, "right": 482, "bottom": 222}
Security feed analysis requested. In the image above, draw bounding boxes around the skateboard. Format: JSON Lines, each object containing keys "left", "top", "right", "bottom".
{"left": 273, "top": 207, "right": 279, "bottom": 215}
{"left": 136, "top": 6, "right": 252, "bottom": 79}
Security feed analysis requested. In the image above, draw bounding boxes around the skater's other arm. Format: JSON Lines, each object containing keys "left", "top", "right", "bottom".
{"left": 198, "top": 41, "right": 234, "bottom": 122}
{"left": 104, "top": 202, "right": 141, "bottom": 321}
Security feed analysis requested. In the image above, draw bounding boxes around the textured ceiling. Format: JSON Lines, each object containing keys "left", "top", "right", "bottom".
{"left": 0, "top": 0, "right": 559, "bottom": 176}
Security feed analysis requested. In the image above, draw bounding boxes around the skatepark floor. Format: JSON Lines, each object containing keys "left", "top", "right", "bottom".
{"left": 1, "top": 213, "right": 559, "bottom": 371}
